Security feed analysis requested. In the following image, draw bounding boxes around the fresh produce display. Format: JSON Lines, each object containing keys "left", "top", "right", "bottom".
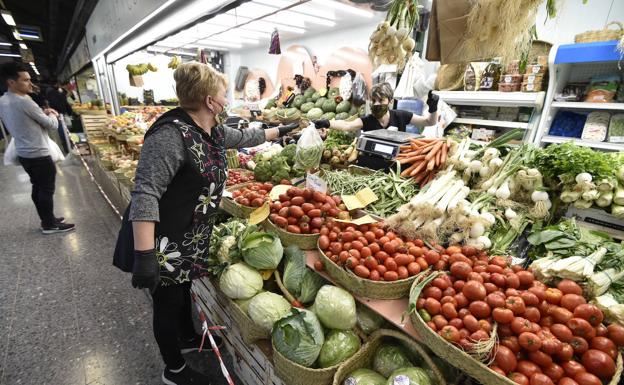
{"left": 356, "top": 304, "right": 386, "bottom": 335}
{"left": 397, "top": 137, "right": 451, "bottom": 186}
{"left": 253, "top": 144, "right": 304, "bottom": 183}
{"left": 368, "top": 0, "right": 418, "bottom": 71}
{"left": 240, "top": 229, "right": 284, "bottom": 270}
{"left": 409, "top": 247, "right": 624, "bottom": 385}
{"left": 314, "top": 285, "right": 357, "bottom": 330}
{"left": 322, "top": 168, "right": 419, "bottom": 217}
{"left": 295, "top": 123, "right": 324, "bottom": 171}
{"left": 226, "top": 169, "right": 254, "bottom": 186}
{"left": 247, "top": 291, "right": 292, "bottom": 332}
{"left": 318, "top": 329, "right": 361, "bottom": 368}
{"left": 321, "top": 129, "right": 359, "bottom": 167}
{"left": 219, "top": 262, "right": 263, "bottom": 300}
{"left": 268, "top": 187, "right": 349, "bottom": 235}
{"left": 272, "top": 308, "right": 325, "bottom": 367}
{"left": 317, "top": 222, "right": 437, "bottom": 282}
{"left": 231, "top": 182, "right": 274, "bottom": 207}
{"left": 282, "top": 245, "right": 325, "bottom": 306}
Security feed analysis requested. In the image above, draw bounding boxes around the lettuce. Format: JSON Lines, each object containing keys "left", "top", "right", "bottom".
{"left": 219, "top": 263, "right": 263, "bottom": 300}
{"left": 247, "top": 292, "right": 291, "bottom": 332}
{"left": 313, "top": 285, "right": 356, "bottom": 330}
{"left": 241, "top": 231, "right": 283, "bottom": 270}
{"left": 272, "top": 309, "right": 324, "bottom": 367}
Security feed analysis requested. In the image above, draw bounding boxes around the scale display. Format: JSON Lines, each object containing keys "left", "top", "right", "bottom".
{"left": 373, "top": 143, "right": 394, "bottom": 155}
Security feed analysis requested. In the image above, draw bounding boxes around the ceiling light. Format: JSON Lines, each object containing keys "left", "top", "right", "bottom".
{"left": 1, "top": 10, "right": 16, "bottom": 27}
{"left": 19, "top": 43, "right": 26, "bottom": 49}
{"left": 12, "top": 29, "right": 21, "bottom": 40}
{"left": 281, "top": 11, "right": 335, "bottom": 26}
{"left": 0, "top": 53, "right": 20, "bottom": 57}
{"left": 209, "top": 34, "right": 259, "bottom": 44}
{"left": 0, "top": 42, "right": 11, "bottom": 46}
{"left": 197, "top": 39, "right": 242, "bottom": 48}
{"left": 311, "top": 0, "right": 373, "bottom": 18}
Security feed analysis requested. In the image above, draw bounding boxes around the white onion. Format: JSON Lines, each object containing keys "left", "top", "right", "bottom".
{"left": 470, "top": 160, "right": 483, "bottom": 172}
{"left": 505, "top": 208, "right": 517, "bottom": 220}
{"left": 470, "top": 222, "right": 486, "bottom": 238}
{"left": 576, "top": 173, "right": 593, "bottom": 184}
{"left": 480, "top": 211, "right": 496, "bottom": 225}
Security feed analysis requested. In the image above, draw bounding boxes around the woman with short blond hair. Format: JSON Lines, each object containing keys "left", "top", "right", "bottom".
{"left": 118, "top": 62, "right": 296, "bottom": 384}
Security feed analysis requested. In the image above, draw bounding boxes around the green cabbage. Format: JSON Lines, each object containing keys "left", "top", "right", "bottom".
{"left": 385, "top": 367, "right": 432, "bottom": 385}
{"left": 314, "top": 285, "right": 356, "bottom": 330}
{"left": 272, "top": 309, "right": 324, "bottom": 367}
{"left": 247, "top": 292, "right": 291, "bottom": 332}
{"left": 356, "top": 304, "right": 385, "bottom": 335}
{"left": 373, "top": 344, "right": 413, "bottom": 378}
{"left": 282, "top": 245, "right": 325, "bottom": 304}
{"left": 241, "top": 231, "right": 283, "bottom": 270}
{"left": 343, "top": 369, "right": 386, "bottom": 385}
{"left": 235, "top": 289, "right": 264, "bottom": 313}
{"left": 318, "top": 330, "right": 361, "bottom": 368}
{"left": 219, "top": 263, "right": 263, "bottom": 300}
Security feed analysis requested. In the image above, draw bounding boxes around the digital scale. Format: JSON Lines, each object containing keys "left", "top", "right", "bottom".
{"left": 356, "top": 129, "right": 421, "bottom": 170}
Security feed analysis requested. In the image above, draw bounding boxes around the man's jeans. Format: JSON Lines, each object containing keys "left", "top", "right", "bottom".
{"left": 18, "top": 155, "right": 56, "bottom": 227}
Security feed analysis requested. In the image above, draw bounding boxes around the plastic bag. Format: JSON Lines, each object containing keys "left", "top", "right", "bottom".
{"left": 3, "top": 138, "right": 18, "bottom": 166}
{"left": 48, "top": 136, "right": 65, "bottom": 162}
{"left": 351, "top": 72, "right": 368, "bottom": 106}
{"left": 295, "top": 122, "right": 323, "bottom": 171}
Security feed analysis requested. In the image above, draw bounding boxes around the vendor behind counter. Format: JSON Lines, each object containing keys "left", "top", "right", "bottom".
{"left": 313, "top": 82, "right": 439, "bottom": 133}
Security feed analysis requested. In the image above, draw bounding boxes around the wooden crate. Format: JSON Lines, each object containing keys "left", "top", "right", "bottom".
{"left": 80, "top": 114, "right": 110, "bottom": 142}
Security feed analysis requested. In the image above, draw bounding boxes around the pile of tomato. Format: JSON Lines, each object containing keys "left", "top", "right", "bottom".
{"left": 416, "top": 248, "right": 624, "bottom": 385}
{"left": 318, "top": 223, "right": 443, "bottom": 282}
{"left": 231, "top": 182, "right": 273, "bottom": 207}
{"left": 226, "top": 170, "right": 254, "bottom": 186}
{"left": 269, "top": 187, "right": 348, "bottom": 235}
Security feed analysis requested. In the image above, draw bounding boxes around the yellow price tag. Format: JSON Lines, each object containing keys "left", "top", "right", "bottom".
{"left": 260, "top": 269, "right": 275, "bottom": 280}
{"left": 249, "top": 202, "right": 270, "bottom": 225}
{"left": 269, "top": 184, "right": 291, "bottom": 201}
{"left": 335, "top": 214, "right": 378, "bottom": 225}
{"left": 341, "top": 187, "right": 378, "bottom": 210}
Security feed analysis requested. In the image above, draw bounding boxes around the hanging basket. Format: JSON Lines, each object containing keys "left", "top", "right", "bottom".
{"left": 332, "top": 329, "right": 447, "bottom": 385}
{"left": 575, "top": 22, "right": 624, "bottom": 43}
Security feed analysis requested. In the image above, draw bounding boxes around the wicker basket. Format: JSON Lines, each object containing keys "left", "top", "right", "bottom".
{"left": 273, "top": 343, "right": 340, "bottom": 385}
{"left": 409, "top": 298, "right": 624, "bottom": 385}
{"left": 212, "top": 281, "right": 270, "bottom": 344}
{"left": 332, "top": 329, "right": 446, "bottom": 385}
{"left": 318, "top": 245, "right": 416, "bottom": 299}
{"left": 220, "top": 182, "right": 258, "bottom": 219}
{"left": 264, "top": 219, "right": 320, "bottom": 250}
{"left": 575, "top": 22, "right": 624, "bottom": 43}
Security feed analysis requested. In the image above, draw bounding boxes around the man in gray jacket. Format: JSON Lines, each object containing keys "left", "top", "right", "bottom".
{"left": 0, "top": 62, "right": 75, "bottom": 234}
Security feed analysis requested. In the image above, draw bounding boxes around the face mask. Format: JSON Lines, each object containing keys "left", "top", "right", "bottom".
{"left": 371, "top": 104, "right": 388, "bottom": 119}
{"left": 210, "top": 98, "right": 229, "bottom": 124}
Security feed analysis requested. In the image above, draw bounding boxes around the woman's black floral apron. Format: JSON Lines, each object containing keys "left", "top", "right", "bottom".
{"left": 154, "top": 119, "right": 227, "bottom": 286}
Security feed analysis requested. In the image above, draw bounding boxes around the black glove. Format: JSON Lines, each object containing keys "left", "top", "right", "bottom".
{"left": 277, "top": 122, "right": 299, "bottom": 136}
{"left": 313, "top": 119, "right": 330, "bottom": 129}
{"left": 132, "top": 249, "right": 160, "bottom": 293}
{"left": 426, "top": 90, "right": 439, "bottom": 113}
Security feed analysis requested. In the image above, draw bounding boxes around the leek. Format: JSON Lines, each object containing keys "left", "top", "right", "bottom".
{"left": 589, "top": 268, "right": 624, "bottom": 297}
{"left": 595, "top": 192, "right": 613, "bottom": 207}
{"left": 615, "top": 185, "right": 624, "bottom": 205}
{"left": 612, "top": 204, "right": 624, "bottom": 219}
{"left": 547, "top": 247, "right": 607, "bottom": 280}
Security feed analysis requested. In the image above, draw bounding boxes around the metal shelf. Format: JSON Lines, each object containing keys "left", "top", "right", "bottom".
{"left": 541, "top": 135, "right": 624, "bottom": 151}
{"left": 453, "top": 118, "right": 529, "bottom": 129}
{"left": 435, "top": 91, "right": 545, "bottom": 107}
{"left": 551, "top": 101, "right": 624, "bottom": 111}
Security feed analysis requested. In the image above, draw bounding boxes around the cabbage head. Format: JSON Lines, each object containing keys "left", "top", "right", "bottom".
{"left": 241, "top": 231, "right": 283, "bottom": 270}
{"left": 272, "top": 309, "right": 324, "bottom": 367}
{"left": 373, "top": 344, "right": 413, "bottom": 378}
{"left": 385, "top": 367, "right": 432, "bottom": 385}
{"left": 356, "top": 304, "right": 385, "bottom": 335}
{"left": 219, "top": 263, "right": 263, "bottom": 300}
{"left": 247, "top": 292, "right": 291, "bottom": 332}
{"left": 283, "top": 245, "right": 325, "bottom": 304}
{"left": 318, "top": 330, "right": 361, "bottom": 368}
{"left": 235, "top": 289, "right": 264, "bottom": 314}
{"left": 343, "top": 369, "right": 386, "bottom": 385}
{"left": 314, "top": 285, "right": 356, "bottom": 330}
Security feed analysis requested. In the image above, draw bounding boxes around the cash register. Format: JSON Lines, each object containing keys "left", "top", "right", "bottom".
{"left": 356, "top": 129, "right": 421, "bottom": 170}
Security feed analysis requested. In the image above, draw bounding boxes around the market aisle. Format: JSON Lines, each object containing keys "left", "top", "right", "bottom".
{"left": 0, "top": 161, "right": 233, "bottom": 385}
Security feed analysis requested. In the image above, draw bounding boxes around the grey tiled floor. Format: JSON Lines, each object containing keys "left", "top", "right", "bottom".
{"left": 0, "top": 161, "right": 234, "bottom": 385}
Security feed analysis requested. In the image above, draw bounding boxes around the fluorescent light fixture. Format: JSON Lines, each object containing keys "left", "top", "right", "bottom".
{"left": 248, "top": 19, "right": 305, "bottom": 34}
{"left": 0, "top": 53, "right": 20, "bottom": 57}
{"left": 93, "top": 0, "right": 178, "bottom": 59}
{"left": 311, "top": 0, "right": 373, "bottom": 18}
{"left": 18, "top": 33, "right": 39, "bottom": 39}
{"left": 12, "top": 29, "right": 21, "bottom": 40}
{"left": 19, "top": 43, "right": 26, "bottom": 49}
{"left": 197, "top": 39, "right": 242, "bottom": 48}
{"left": 281, "top": 11, "right": 335, "bottom": 26}
{"left": 0, "top": 42, "right": 11, "bottom": 46}
{"left": 208, "top": 33, "right": 259, "bottom": 44}
{"left": 1, "top": 10, "right": 16, "bottom": 27}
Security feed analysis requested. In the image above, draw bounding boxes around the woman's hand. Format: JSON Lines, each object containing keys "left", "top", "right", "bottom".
{"left": 426, "top": 91, "right": 439, "bottom": 113}
{"left": 131, "top": 249, "right": 160, "bottom": 293}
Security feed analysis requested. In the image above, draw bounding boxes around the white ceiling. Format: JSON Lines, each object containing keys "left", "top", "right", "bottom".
{"left": 149, "top": 0, "right": 385, "bottom": 54}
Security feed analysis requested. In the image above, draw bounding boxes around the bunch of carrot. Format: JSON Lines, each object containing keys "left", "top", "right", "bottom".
{"left": 396, "top": 138, "right": 450, "bottom": 186}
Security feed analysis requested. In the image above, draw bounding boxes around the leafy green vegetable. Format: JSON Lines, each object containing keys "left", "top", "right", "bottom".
{"left": 219, "top": 263, "right": 264, "bottom": 300}
{"left": 314, "top": 285, "right": 356, "bottom": 330}
{"left": 247, "top": 292, "right": 291, "bottom": 332}
{"left": 318, "top": 330, "right": 361, "bottom": 368}
{"left": 324, "top": 129, "right": 356, "bottom": 150}
{"left": 531, "top": 142, "right": 614, "bottom": 184}
{"left": 282, "top": 245, "right": 325, "bottom": 304}
{"left": 343, "top": 369, "right": 386, "bottom": 385}
{"left": 207, "top": 218, "right": 247, "bottom": 274}
{"left": 240, "top": 231, "right": 284, "bottom": 270}
{"left": 272, "top": 308, "right": 324, "bottom": 367}
{"left": 281, "top": 144, "right": 297, "bottom": 166}
{"left": 356, "top": 303, "right": 385, "bottom": 335}
{"left": 373, "top": 344, "right": 413, "bottom": 378}
{"left": 385, "top": 367, "right": 432, "bottom": 385}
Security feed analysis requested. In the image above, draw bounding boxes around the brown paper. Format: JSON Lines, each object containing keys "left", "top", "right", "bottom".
{"left": 426, "top": 0, "right": 473, "bottom": 65}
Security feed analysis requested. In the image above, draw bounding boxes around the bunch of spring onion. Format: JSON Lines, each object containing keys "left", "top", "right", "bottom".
{"left": 368, "top": 0, "right": 419, "bottom": 70}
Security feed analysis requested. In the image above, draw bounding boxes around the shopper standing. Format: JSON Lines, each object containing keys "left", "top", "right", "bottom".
{"left": 314, "top": 82, "right": 439, "bottom": 132}
{"left": 122, "top": 61, "right": 296, "bottom": 385}
{"left": 0, "top": 62, "right": 75, "bottom": 234}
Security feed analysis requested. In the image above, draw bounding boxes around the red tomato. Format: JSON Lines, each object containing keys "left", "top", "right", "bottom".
{"left": 470, "top": 329, "right": 489, "bottom": 341}
{"left": 440, "top": 325, "right": 461, "bottom": 343}
{"left": 519, "top": 332, "right": 542, "bottom": 352}
{"left": 441, "top": 302, "right": 458, "bottom": 320}
{"left": 567, "top": 318, "right": 595, "bottom": 340}
{"left": 560, "top": 294, "right": 586, "bottom": 312}
{"left": 581, "top": 349, "right": 616, "bottom": 379}
{"left": 506, "top": 296, "right": 527, "bottom": 315}
{"left": 530, "top": 373, "right": 555, "bottom": 385}
{"left": 450, "top": 261, "right": 472, "bottom": 279}
{"left": 550, "top": 307, "right": 573, "bottom": 324}
{"left": 501, "top": 336, "right": 521, "bottom": 353}
{"left": 545, "top": 289, "right": 563, "bottom": 305}
{"left": 469, "top": 301, "right": 491, "bottom": 319}
{"left": 528, "top": 350, "right": 553, "bottom": 368}
{"left": 490, "top": 366, "right": 507, "bottom": 377}
{"left": 463, "top": 314, "right": 480, "bottom": 333}
{"left": 540, "top": 316, "right": 555, "bottom": 328}
{"left": 541, "top": 337, "right": 563, "bottom": 355}
{"left": 594, "top": 324, "right": 608, "bottom": 337}
{"left": 512, "top": 317, "right": 533, "bottom": 334}
{"left": 424, "top": 298, "right": 441, "bottom": 315}
{"left": 498, "top": 323, "right": 514, "bottom": 337}
{"left": 495, "top": 345, "right": 518, "bottom": 373}
{"left": 572, "top": 304, "right": 603, "bottom": 327}
{"left": 509, "top": 372, "right": 530, "bottom": 385}
{"left": 569, "top": 337, "right": 589, "bottom": 355}
{"left": 506, "top": 273, "right": 521, "bottom": 289}
{"left": 432, "top": 315, "right": 448, "bottom": 330}
{"left": 517, "top": 270, "right": 535, "bottom": 287}
{"left": 607, "top": 323, "right": 624, "bottom": 346}
{"left": 561, "top": 361, "right": 586, "bottom": 377}
{"left": 493, "top": 308, "right": 515, "bottom": 324}
{"left": 543, "top": 364, "right": 564, "bottom": 382}
{"left": 573, "top": 372, "right": 602, "bottom": 385}
{"left": 589, "top": 336, "right": 617, "bottom": 359}
{"left": 557, "top": 279, "right": 583, "bottom": 295}
{"left": 517, "top": 360, "right": 543, "bottom": 378}
{"left": 454, "top": 293, "right": 469, "bottom": 309}
{"left": 487, "top": 292, "right": 507, "bottom": 308}
{"left": 449, "top": 318, "right": 463, "bottom": 330}
{"left": 551, "top": 324, "right": 574, "bottom": 342}
{"left": 524, "top": 307, "right": 541, "bottom": 323}
{"left": 528, "top": 286, "right": 547, "bottom": 302}
{"left": 463, "top": 280, "right": 487, "bottom": 301}
{"left": 557, "top": 377, "right": 579, "bottom": 385}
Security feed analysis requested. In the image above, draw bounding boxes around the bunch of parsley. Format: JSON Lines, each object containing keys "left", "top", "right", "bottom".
{"left": 531, "top": 142, "right": 614, "bottom": 184}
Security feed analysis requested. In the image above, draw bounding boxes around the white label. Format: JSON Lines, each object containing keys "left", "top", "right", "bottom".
{"left": 504, "top": 75, "right": 512, "bottom": 83}
{"left": 532, "top": 66, "right": 540, "bottom": 74}
{"left": 306, "top": 172, "right": 327, "bottom": 193}
{"left": 609, "top": 136, "right": 624, "bottom": 143}
{"left": 374, "top": 143, "right": 395, "bottom": 155}
{"left": 526, "top": 75, "right": 537, "bottom": 84}
{"left": 526, "top": 83, "right": 535, "bottom": 91}
{"left": 393, "top": 375, "right": 411, "bottom": 385}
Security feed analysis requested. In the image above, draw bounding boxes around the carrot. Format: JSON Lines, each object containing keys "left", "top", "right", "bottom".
{"left": 425, "top": 141, "right": 444, "bottom": 161}
{"left": 409, "top": 160, "right": 428, "bottom": 176}
{"left": 435, "top": 148, "right": 442, "bottom": 166}
{"left": 426, "top": 158, "right": 436, "bottom": 171}
{"left": 396, "top": 150, "right": 419, "bottom": 158}
{"left": 440, "top": 143, "right": 448, "bottom": 165}
{"left": 413, "top": 172, "right": 427, "bottom": 184}
{"left": 416, "top": 142, "right": 438, "bottom": 155}
{"left": 398, "top": 155, "right": 426, "bottom": 164}
{"left": 399, "top": 145, "right": 412, "bottom": 151}
{"left": 400, "top": 161, "right": 420, "bottom": 177}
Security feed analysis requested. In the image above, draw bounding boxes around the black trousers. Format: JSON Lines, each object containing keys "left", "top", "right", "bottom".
{"left": 18, "top": 156, "right": 57, "bottom": 227}
{"left": 152, "top": 281, "right": 196, "bottom": 369}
